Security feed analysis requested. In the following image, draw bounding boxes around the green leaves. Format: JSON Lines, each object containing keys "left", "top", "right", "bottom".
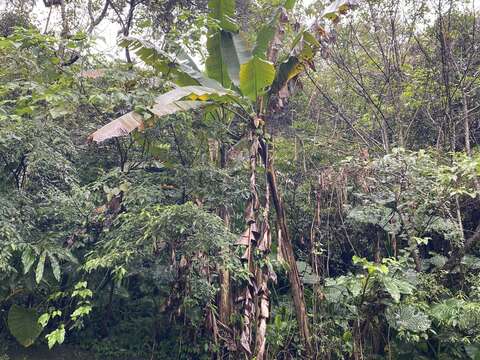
{"left": 38, "top": 310, "right": 62, "bottom": 329}
{"left": 119, "top": 37, "right": 169, "bottom": 72}
{"left": 352, "top": 256, "right": 414, "bottom": 302}
{"left": 206, "top": 28, "right": 252, "bottom": 91}
{"left": 205, "top": 0, "right": 241, "bottom": 89}
{"left": 383, "top": 277, "right": 414, "bottom": 302}
{"left": 21, "top": 246, "right": 36, "bottom": 274}
{"left": 431, "top": 299, "right": 480, "bottom": 331}
{"left": 120, "top": 37, "right": 222, "bottom": 89}
{"left": 38, "top": 313, "right": 51, "bottom": 328}
{"left": 45, "top": 325, "right": 65, "bottom": 349}
{"left": 284, "top": 0, "right": 296, "bottom": 10}
{"left": 35, "top": 251, "right": 46, "bottom": 284}
{"left": 8, "top": 305, "right": 42, "bottom": 347}
{"left": 252, "top": 7, "right": 289, "bottom": 60}
{"left": 239, "top": 56, "right": 276, "bottom": 101}
{"left": 297, "top": 261, "right": 320, "bottom": 284}
{"left": 386, "top": 305, "right": 432, "bottom": 333}
{"left": 270, "top": 30, "right": 320, "bottom": 96}
{"left": 220, "top": 32, "right": 251, "bottom": 86}
{"left": 23, "top": 249, "right": 63, "bottom": 283}
{"left": 49, "top": 253, "right": 61, "bottom": 281}
{"left": 322, "top": 0, "right": 358, "bottom": 22}
{"left": 206, "top": 31, "right": 232, "bottom": 87}
{"left": 70, "top": 305, "right": 92, "bottom": 321}
{"left": 252, "top": 13, "right": 280, "bottom": 59}
{"left": 72, "top": 281, "right": 93, "bottom": 299}
{"left": 208, "top": 0, "right": 239, "bottom": 32}
{"left": 353, "top": 255, "right": 388, "bottom": 274}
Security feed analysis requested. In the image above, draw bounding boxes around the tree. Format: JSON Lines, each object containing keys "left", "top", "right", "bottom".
{"left": 3, "top": 0, "right": 480, "bottom": 359}
{"left": 88, "top": 0, "right": 358, "bottom": 356}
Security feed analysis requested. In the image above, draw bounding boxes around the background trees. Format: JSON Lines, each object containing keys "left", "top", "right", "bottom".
{"left": 1, "top": 0, "right": 480, "bottom": 359}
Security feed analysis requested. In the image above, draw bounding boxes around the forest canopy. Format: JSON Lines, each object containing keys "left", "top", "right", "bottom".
{"left": 1, "top": 0, "right": 480, "bottom": 359}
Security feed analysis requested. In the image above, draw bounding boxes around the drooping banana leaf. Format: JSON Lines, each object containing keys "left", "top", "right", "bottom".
{"left": 88, "top": 112, "right": 145, "bottom": 143}
{"left": 153, "top": 85, "right": 231, "bottom": 104}
{"left": 174, "top": 48, "right": 226, "bottom": 88}
{"left": 119, "top": 37, "right": 223, "bottom": 89}
{"left": 89, "top": 86, "right": 232, "bottom": 143}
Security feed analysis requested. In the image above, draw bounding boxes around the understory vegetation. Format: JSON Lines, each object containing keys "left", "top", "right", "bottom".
{"left": 1, "top": 0, "right": 480, "bottom": 359}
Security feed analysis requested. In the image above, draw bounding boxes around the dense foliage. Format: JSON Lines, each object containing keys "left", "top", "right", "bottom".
{"left": 1, "top": 0, "right": 480, "bottom": 359}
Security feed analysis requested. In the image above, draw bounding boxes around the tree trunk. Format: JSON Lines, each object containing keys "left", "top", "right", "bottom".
{"left": 218, "top": 145, "right": 232, "bottom": 326}
{"left": 254, "top": 143, "right": 272, "bottom": 359}
{"left": 238, "top": 124, "right": 261, "bottom": 356}
{"left": 462, "top": 90, "right": 480, "bottom": 192}
{"left": 442, "top": 90, "right": 480, "bottom": 270}
{"left": 259, "top": 139, "right": 313, "bottom": 355}
{"left": 254, "top": 266, "right": 270, "bottom": 360}
{"left": 463, "top": 91, "right": 471, "bottom": 157}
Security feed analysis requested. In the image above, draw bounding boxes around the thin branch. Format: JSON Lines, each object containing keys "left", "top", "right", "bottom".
{"left": 304, "top": 68, "right": 384, "bottom": 151}
{"left": 87, "top": 0, "right": 110, "bottom": 34}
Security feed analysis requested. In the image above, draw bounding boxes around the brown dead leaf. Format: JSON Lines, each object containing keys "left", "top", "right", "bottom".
{"left": 79, "top": 69, "right": 105, "bottom": 79}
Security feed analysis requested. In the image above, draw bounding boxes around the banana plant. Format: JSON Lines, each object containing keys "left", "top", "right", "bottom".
{"left": 89, "top": 0, "right": 358, "bottom": 357}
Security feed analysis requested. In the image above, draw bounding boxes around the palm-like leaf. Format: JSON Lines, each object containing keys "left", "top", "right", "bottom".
{"left": 206, "top": 31, "right": 232, "bottom": 88}
{"left": 120, "top": 37, "right": 223, "bottom": 89}
{"left": 220, "top": 31, "right": 251, "bottom": 86}
{"left": 89, "top": 86, "right": 231, "bottom": 143}
{"left": 239, "top": 56, "right": 276, "bottom": 101}
{"left": 89, "top": 112, "right": 144, "bottom": 143}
